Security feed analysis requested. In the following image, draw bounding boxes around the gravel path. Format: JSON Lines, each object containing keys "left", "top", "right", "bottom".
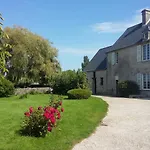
{"left": 72, "top": 96, "right": 150, "bottom": 150}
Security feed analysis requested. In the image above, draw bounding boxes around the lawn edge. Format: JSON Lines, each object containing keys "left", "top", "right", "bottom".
{"left": 70, "top": 96, "right": 109, "bottom": 149}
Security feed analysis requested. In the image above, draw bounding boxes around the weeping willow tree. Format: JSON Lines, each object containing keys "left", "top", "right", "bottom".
{"left": 0, "top": 13, "right": 11, "bottom": 75}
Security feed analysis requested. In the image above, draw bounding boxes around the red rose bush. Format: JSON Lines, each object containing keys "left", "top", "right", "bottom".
{"left": 21, "top": 97, "right": 64, "bottom": 137}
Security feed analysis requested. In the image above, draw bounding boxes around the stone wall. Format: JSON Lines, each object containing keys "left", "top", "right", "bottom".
{"left": 95, "top": 70, "right": 107, "bottom": 94}
{"left": 15, "top": 87, "right": 51, "bottom": 95}
{"left": 107, "top": 43, "right": 150, "bottom": 96}
{"left": 86, "top": 70, "right": 107, "bottom": 95}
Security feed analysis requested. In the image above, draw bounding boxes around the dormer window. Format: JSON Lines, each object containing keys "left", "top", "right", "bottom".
{"left": 142, "top": 26, "right": 150, "bottom": 41}
{"left": 143, "top": 32, "right": 148, "bottom": 41}
{"left": 143, "top": 33, "right": 146, "bottom": 39}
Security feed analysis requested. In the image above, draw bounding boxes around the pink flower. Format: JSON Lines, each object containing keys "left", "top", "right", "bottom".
{"left": 47, "top": 126, "right": 52, "bottom": 132}
{"left": 43, "top": 112, "right": 50, "bottom": 120}
{"left": 29, "top": 107, "right": 33, "bottom": 113}
{"left": 50, "top": 117, "right": 56, "bottom": 124}
{"left": 57, "top": 114, "right": 61, "bottom": 119}
{"left": 24, "top": 112, "right": 30, "bottom": 117}
{"left": 49, "top": 107, "right": 56, "bottom": 113}
{"left": 47, "top": 122, "right": 51, "bottom": 127}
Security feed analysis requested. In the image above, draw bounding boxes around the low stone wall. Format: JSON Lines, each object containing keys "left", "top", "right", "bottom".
{"left": 15, "top": 87, "right": 51, "bottom": 95}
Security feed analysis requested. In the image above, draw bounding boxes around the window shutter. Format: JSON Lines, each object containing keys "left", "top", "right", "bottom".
{"left": 137, "top": 45, "right": 142, "bottom": 62}
{"left": 137, "top": 73, "right": 142, "bottom": 90}
{"left": 111, "top": 52, "right": 115, "bottom": 65}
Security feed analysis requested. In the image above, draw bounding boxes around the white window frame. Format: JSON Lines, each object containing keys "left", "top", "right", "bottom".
{"left": 142, "top": 43, "right": 150, "bottom": 61}
{"left": 142, "top": 74, "right": 150, "bottom": 90}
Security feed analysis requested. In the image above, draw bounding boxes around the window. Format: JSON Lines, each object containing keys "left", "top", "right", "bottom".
{"left": 112, "top": 52, "right": 118, "bottom": 65}
{"left": 142, "top": 43, "right": 150, "bottom": 61}
{"left": 100, "top": 77, "right": 103, "bottom": 86}
{"left": 142, "top": 74, "right": 150, "bottom": 89}
{"left": 115, "top": 52, "right": 118, "bottom": 64}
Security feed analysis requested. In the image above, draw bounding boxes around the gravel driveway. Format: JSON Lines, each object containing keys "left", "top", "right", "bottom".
{"left": 72, "top": 96, "right": 150, "bottom": 150}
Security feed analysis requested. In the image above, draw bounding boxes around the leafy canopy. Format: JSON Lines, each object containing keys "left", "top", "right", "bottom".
{"left": 4, "top": 26, "right": 61, "bottom": 85}
{"left": 81, "top": 56, "right": 89, "bottom": 71}
{"left": 0, "top": 14, "right": 11, "bottom": 74}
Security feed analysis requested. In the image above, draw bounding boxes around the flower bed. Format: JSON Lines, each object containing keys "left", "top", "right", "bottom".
{"left": 21, "top": 96, "right": 64, "bottom": 137}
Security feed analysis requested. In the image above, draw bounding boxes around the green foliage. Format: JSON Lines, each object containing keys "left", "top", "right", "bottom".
{"left": 118, "top": 80, "right": 140, "bottom": 97}
{"left": 49, "top": 95, "right": 62, "bottom": 108}
{"left": 0, "top": 14, "right": 12, "bottom": 74}
{"left": 19, "top": 93, "right": 28, "bottom": 99}
{"left": 0, "top": 76, "right": 14, "bottom": 97}
{"left": 4, "top": 26, "right": 61, "bottom": 86}
{"left": 67, "top": 89, "right": 92, "bottom": 99}
{"left": 21, "top": 98, "right": 64, "bottom": 137}
{"left": 0, "top": 94, "right": 108, "bottom": 150}
{"left": 81, "top": 56, "right": 89, "bottom": 71}
{"left": 52, "top": 69, "right": 89, "bottom": 95}
{"left": 28, "top": 90, "right": 42, "bottom": 95}
{"left": 21, "top": 108, "right": 48, "bottom": 137}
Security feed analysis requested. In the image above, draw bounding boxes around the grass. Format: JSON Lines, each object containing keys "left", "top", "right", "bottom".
{"left": 0, "top": 94, "right": 108, "bottom": 150}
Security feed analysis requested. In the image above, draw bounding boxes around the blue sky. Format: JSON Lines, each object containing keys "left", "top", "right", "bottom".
{"left": 1, "top": 0, "right": 150, "bottom": 70}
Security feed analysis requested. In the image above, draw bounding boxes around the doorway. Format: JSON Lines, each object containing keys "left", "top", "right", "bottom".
{"left": 92, "top": 72, "right": 96, "bottom": 94}
{"left": 116, "top": 80, "right": 119, "bottom": 96}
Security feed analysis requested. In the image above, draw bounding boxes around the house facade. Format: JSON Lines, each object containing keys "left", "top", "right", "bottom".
{"left": 85, "top": 9, "right": 150, "bottom": 97}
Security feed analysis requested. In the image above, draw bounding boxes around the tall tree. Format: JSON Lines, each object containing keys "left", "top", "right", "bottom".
{"left": 81, "top": 56, "right": 89, "bottom": 71}
{"left": 4, "top": 26, "right": 61, "bottom": 85}
{"left": 0, "top": 14, "right": 11, "bottom": 75}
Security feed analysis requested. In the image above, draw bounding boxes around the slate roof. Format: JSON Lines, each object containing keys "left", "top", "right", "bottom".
{"left": 84, "top": 46, "right": 112, "bottom": 72}
{"left": 109, "top": 23, "right": 143, "bottom": 52}
{"left": 85, "top": 21, "right": 150, "bottom": 72}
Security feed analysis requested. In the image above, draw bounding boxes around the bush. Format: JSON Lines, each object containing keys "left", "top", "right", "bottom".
{"left": 0, "top": 76, "right": 14, "bottom": 97}
{"left": 20, "top": 97, "right": 64, "bottom": 137}
{"left": 19, "top": 93, "right": 28, "bottom": 99}
{"left": 51, "top": 70, "right": 89, "bottom": 95}
{"left": 49, "top": 95, "right": 63, "bottom": 108}
{"left": 28, "top": 90, "right": 42, "bottom": 95}
{"left": 118, "top": 80, "right": 140, "bottom": 97}
{"left": 67, "top": 89, "right": 92, "bottom": 99}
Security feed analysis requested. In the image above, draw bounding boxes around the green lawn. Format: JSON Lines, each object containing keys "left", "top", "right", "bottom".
{"left": 0, "top": 94, "right": 108, "bottom": 150}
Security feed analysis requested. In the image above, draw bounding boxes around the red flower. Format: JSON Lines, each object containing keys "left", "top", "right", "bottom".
{"left": 38, "top": 106, "right": 42, "bottom": 110}
{"left": 24, "top": 112, "right": 30, "bottom": 117}
{"left": 47, "top": 122, "right": 51, "bottom": 127}
{"left": 55, "top": 109, "right": 60, "bottom": 114}
{"left": 50, "top": 107, "right": 56, "bottom": 113}
{"left": 43, "top": 112, "right": 50, "bottom": 120}
{"left": 29, "top": 107, "right": 33, "bottom": 113}
{"left": 57, "top": 114, "right": 61, "bottom": 119}
{"left": 47, "top": 126, "right": 52, "bottom": 132}
{"left": 61, "top": 108, "right": 64, "bottom": 112}
{"left": 59, "top": 101, "right": 62, "bottom": 106}
{"left": 50, "top": 117, "right": 56, "bottom": 124}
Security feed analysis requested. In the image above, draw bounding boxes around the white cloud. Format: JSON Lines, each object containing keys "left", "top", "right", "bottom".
{"left": 59, "top": 48, "right": 97, "bottom": 55}
{"left": 92, "top": 9, "right": 144, "bottom": 33}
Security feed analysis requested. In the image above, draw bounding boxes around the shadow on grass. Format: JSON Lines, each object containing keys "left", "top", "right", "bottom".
{"left": 63, "top": 97, "right": 74, "bottom": 100}
{"left": 15, "top": 129, "right": 46, "bottom": 138}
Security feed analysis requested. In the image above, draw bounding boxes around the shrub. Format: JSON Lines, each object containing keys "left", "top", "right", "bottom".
{"left": 21, "top": 97, "right": 64, "bottom": 137}
{"left": 19, "top": 93, "right": 28, "bottom": 99}
{"left": 67, "top": 89, "right": 92, "bottom": 99}
{"left": 49, "top": 95, "right": 63, "bottom": 109}
{"left": 51, "top": 70, "right": 89, "bottom": 95}
{"left": 28, "top": 90, "right": 42, "bottom": 95}
{"left": 0, "top": 76, "right": 14, "bottom": 97}
{"left": 118, "top": 80, "right": 140, "bottom": 97}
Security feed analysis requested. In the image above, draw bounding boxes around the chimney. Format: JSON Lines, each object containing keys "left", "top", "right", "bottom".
{"left": 142, "top": 9, "right": 150, "bottom": 25}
